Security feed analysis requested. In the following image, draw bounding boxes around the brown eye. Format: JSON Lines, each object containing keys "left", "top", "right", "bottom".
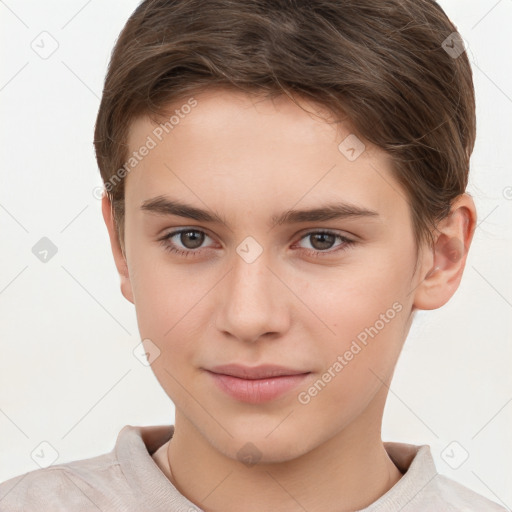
{"left": 295, "top": 230, "right": 356, "bottom": 258}
{"left": 158, "top": 229, "right": 214, "bottom": 258}
{"left": 179, "top": 230, "right": 205, "bottom": 249}
{"left": 308, "top": 232, "right": 336, "bottom": 251}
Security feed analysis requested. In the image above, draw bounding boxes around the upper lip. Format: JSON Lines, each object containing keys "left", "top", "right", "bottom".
{"left": 206, "top": 364, "right": 310, "bottom": 380}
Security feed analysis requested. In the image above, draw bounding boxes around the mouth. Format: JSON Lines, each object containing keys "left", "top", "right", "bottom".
{"left": 204, "top": 364, "right": 311, "bottom": 403}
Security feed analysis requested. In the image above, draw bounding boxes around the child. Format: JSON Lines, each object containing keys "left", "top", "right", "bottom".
{"left": 0, "top": 0, "right": 506, "bottom": 510}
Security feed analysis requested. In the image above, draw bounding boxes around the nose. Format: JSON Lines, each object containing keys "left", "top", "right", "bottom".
{"left": 214, "top": 247, "right": 290, "bottom": 343}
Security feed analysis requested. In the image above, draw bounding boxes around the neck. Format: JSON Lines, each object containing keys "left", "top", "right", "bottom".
{"left": 159, "top": 390, "right": 402, "bottom": 511}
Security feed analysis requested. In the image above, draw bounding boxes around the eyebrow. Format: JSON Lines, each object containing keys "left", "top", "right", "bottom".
{"left": 140, "top": 195, "right": 379, "bottom": 228}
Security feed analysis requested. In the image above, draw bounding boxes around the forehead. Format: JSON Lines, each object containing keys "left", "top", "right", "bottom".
{"left": 124, "top": 88, "right": 408, "bottom": 224}
{"left": 128, "top": 87, "right": 344, "bottom": 150}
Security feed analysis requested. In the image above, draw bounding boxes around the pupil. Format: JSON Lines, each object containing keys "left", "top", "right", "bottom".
{"left": 182, "top": 231, "right": 203, "bottom": 249}
{"left": 312, "top": 233, "right": 334, "bottom": 250}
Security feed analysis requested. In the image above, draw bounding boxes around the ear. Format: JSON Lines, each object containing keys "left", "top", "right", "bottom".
{"left": 413, "top": 193, "right": 477, "bottom": 310}
{"left": 101, "top": 193, "right": 134, "bottom": 304}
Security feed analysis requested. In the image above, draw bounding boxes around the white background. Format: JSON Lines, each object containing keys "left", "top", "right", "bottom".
{"left": 1, "top": 0, "right": 511, "bottom": 508}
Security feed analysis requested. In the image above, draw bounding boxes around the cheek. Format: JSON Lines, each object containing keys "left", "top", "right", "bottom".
{"left": 295, "top": 243, "right": 413, "bottom": 387}
{"left": 130, "top": 225, "right": 414, "bottom": 352}
{"left": 128, "top": 247, "right": 203, "bottom": 348}
{"left": 129, "top": 252, "right": 209, "bottom": 404}
{"left": 295, "top": 280, "right": 408, "bottom": 421}
{"left": 304, "top": 246, "right": 412, "bottom": 338}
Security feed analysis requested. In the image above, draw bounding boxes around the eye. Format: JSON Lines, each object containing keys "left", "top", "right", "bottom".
{"left": 295, "top": 230, "right": 355, "bottom": 257}
{"left": 157, "top": 228, "right": 356, "bottom": 259}
{"left": 158, "top": 228, "right": 215, "bottom": 258}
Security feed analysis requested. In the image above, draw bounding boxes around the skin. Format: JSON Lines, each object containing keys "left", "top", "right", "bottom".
{"left": 102, "top": 87, "right": 476, "bottom": 512}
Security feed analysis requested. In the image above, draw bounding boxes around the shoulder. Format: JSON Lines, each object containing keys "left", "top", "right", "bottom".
{"left": 427, "top": 473, "right": 508, "bottom": 511}
{"left": 380, "top": 442, "right": 507, "bottom": 512}
{"left": 0, "top": 424, "right": 175, "bottom": 512}
{"left": 0, "top": 451, "right": 132, "bottom": 512}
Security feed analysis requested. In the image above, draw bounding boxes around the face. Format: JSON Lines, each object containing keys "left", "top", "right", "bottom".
{"left": 111, "top": 88, "right": 430, "bottom": 462}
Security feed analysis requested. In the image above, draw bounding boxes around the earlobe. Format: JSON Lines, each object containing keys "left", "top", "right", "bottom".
{"left": 412, "top": 194, "right": 476, "bottom": 311}
{"left": 101, "top": 193, "right": 134, "bottom": 304}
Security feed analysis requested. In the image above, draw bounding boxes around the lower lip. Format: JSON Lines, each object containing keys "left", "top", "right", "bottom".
{"left": 206, "top": 371, "right": 310, "bottom": 404}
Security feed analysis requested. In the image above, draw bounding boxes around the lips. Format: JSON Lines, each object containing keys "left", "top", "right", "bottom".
{"left": 207, "top": 363, "right": 310, "bottom": 379}
{"left": 204, "top": 364, "right": 311, "bottom": 403}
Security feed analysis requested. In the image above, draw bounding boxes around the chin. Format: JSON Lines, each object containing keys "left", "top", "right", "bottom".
{"left": 212, "top": 427, "right": 311, "bottom": 466}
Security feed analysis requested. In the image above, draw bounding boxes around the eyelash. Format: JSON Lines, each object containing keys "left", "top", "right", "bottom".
{"left": 157, "top": 228, "right": 356, "bottom": 259}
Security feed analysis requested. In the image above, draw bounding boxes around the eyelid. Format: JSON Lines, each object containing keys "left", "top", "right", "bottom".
{"left": 158, "top": 227, "right": 218, "bottom": 248}
{"left": 160, "top": 226, "right": 356, "bottom": 241}
{"left": 293, "top": 229, "right": 355, "bottom": 252}
{"left": 159, "top": 226, "right": 214, "bottom": 238}
{"left": 158, "top": 226, "right": 356, "bottom": 258}
{"left": 295, "top": 227, "right": 357, "bottom": 240}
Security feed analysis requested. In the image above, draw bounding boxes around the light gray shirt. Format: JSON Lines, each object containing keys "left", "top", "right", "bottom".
{"left": 0, "top": 424, "right": 507, "bottom": 511}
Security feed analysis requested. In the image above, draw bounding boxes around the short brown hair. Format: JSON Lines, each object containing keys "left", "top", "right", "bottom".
{"left": 93, "top": 0, "right": 476, "bottom": 256}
